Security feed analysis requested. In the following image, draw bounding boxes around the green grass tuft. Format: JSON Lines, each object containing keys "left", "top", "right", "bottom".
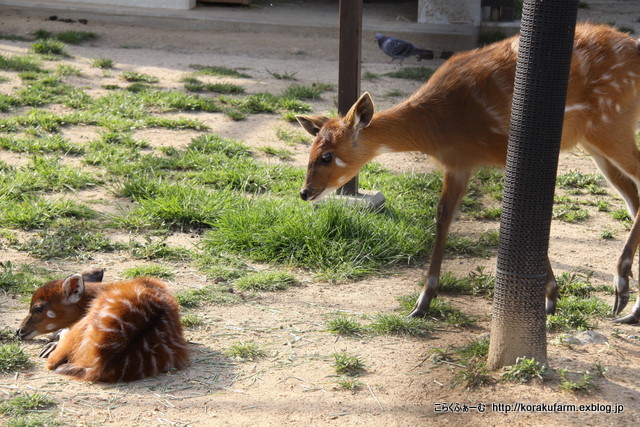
{"left": 332, "top": 352, "right": 365, "bottom": 376}
{"left": 0, "top": 343, "right": 30, "bottom": 373}
{"left": 226, "top": 341, "right": 266, "bottom": 361}
{"left": 235, "top": 271, "right": 297, "bottom": 292}
{"left": 122, "top": 265, "right": 175, "bottom": 279}
{"left": 369, "top": 314, "right": 432, "bottom": 336}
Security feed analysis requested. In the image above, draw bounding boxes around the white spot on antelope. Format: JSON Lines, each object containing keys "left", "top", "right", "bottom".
{"left": 564, "top": 103, "right": 588, "bottom": 113}
{"left": 334, "top": 157, "right": 347, "bottom": 168}
{"left": 46, "top": 310, "right": 56, "bottom": 319}
{"left": 46, "top": 323, "right": 56, "bottom": 331}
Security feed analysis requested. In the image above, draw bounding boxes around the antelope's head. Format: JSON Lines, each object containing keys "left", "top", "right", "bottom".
{"left": 296, "top": 92, "right": 375, "bottom": 201}
{"left": 17, "top": 268, "right": 104, "bottom": 340}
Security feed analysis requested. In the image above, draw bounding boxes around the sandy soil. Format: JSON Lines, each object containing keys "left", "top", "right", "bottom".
{"left": 1, "top": 2, "right": 640, "bottom": 426}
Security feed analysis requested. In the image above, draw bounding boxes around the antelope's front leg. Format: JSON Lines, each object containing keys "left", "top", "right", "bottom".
{"left": 409, "top": 170, "right": 471, "bottom": 318}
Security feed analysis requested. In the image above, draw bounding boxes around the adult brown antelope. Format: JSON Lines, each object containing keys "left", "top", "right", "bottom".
{"left": 296, "top": 23, "right": 640, "bottom": 323}
{"left": 18, "top": 269, "right": 190, "bottom": 382}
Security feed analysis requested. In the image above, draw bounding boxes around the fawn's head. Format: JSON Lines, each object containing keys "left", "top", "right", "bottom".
{"left": 297, "top": 92, "right": 375, "bottom": 201}
{"left": 17, "top": 268, "right": 104, "bottom": 340}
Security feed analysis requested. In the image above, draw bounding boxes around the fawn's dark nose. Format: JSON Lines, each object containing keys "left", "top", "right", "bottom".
{"left": 300, "top": 188, "right": 309, "bottom": 201}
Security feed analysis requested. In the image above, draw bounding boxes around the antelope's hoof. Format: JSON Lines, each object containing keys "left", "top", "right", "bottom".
{"left": 612, "top": 311, "right": 640, "bottom": 324}
{"left": 613, "top": 293, "right": 630, "bottom": 316}
{"left": 407, "top": 307, "right": 429, "bottom": 318}
{"left": 39, "top": 342, "right": 58, "bottom": 359}
{"left": 545, "top": 299, "right": 557, "bottom": 316}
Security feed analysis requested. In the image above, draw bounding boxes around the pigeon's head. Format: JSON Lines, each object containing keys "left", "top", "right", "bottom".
{"left": 374, "top": 33, "right": 385, "bottom": 42}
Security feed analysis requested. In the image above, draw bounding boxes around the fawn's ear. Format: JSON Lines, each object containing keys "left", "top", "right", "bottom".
{"left": 61, "top": 274, "right": 85, "bottom": 304}
{"left": 81, "top": 268, "right": 105, "bottom": 283}
{"left": 344, "top": 92, "right": 374, "bottom": 131}
{"left": 296, "top": 115, "right": 329, "bottom": 136}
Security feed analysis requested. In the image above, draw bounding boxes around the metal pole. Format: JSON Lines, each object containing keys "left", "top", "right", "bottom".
{"left": 487, "top": 0, "right": 578, "bottom": 369}
{"left": 337, "top": 0, "right": 361, "bottom": 196}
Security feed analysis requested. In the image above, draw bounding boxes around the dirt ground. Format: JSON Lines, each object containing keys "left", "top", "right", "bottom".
{"left": 1, "top": 2, "right": 640, "bottom": 426}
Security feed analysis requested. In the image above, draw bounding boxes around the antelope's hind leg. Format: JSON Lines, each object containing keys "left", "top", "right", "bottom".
{"left": 584, "top": 134, "right": 640, "bottom": 322}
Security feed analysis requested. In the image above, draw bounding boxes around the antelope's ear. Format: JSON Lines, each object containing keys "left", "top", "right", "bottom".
{"left": 296, "top": 115, "right": 329, "bottom": 136}
{"left": 61, "top": 274, "right": 85, "bottom": 304}
{"left": 345, "top": 92, "right": 374, "bottom": 131}
{"left": 81, "top": 268, "right": 105, "bottom": 283}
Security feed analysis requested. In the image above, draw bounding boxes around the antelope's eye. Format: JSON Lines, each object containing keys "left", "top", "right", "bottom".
{"left": 32, "top": 305, "right": 44, "bottom": 314}
{"left": 321, "top": 152, "right": 333, "bottom": 163}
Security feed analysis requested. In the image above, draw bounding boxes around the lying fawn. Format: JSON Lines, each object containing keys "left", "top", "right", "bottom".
{"left": 18, "top": 269, "right": 189, "bottom": 382}
{"left": 296, "top": 22, "right": 640, "bottom": 323}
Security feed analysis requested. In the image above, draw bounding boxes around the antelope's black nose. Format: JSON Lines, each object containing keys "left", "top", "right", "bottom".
{"left": 300, "top": 188, "right": 309, "bottom": 201}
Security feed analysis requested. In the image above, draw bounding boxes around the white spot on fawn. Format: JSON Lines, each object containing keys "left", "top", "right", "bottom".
{"left": 46, "top": 323, "right": 56, "bottom": 331}
{"left": 46, "top": 310, "right": 56, "bottom": 319}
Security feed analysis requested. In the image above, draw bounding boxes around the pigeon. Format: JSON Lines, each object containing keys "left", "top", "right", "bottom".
{"left": 375, "top": 33, "right": 434, "bottom": 64}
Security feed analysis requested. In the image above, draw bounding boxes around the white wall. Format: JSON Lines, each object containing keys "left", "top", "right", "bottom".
{"left": 48, "top": 0, "right": 196, "bottom": 10}
{"left": 418, "top": 0, "right": 482, "bottom": 25}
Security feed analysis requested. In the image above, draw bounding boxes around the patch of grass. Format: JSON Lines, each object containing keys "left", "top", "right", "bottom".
{"left": 553, "top": 196, "right": 589, "bottom": 222}
{"left": 31, "top": 39, "right": 68, "bottom": 56}
{"left": 122, "top": 264, "right": 174, "bottom": 279}
{"left": 267, "top": 69, "right": 297, "bottom": 80}
{"left": 396, "top": 293, "right": 474, "bottom": 327}
{"left": 502, "top": 357, "right": 546, "bottom": 383}
{"left": 204, "top": 196, "right": 431, "bottom": 281}
{"left": 6, "top": 413, "right": 61, "bottom": 426}
{"left": 55, "top": 64, "right": 83, "bottom": 77}
{"left": 439, "top": 267, "right": 495, "bottom": 297}
{"left": 556, "top": 271, "right": 597, "bottom": 298}
{"left": 92, "top": 57, "right": 114, "bottom": 69}
{"left": 384, "top": 67, "right": 434, "bottom": 81}
{"left": 129, "top": 238, "right": 192, "bottom": 261}
{"left": 21, "top": 224, "right": 119, "bottom": 260}
{"left": 446, "top": 234, "right": 493, "bottom": 257}
{"left": 557, "top": 170, "right": 604, "bottom": 194}
{"left": 453, "top": 362, "right": 491, "bottom": 389}
{"left": 235, "top": 271, "right": 297, "bottom": 292}
{"left": 189, "top": 64, "right": 251, "bottom": 78}
{"left": 226, "top": 341, "right": 266, "bottom": 361}
{"left": 369, "top": 314, "right": 432, "bottom": 336}
{"left": 610, "top": 208, "right": 632, "bottom": 224}
{"left": 258, "top": 146, "right": 293, "bottom": 160}
{"left": 275, "top": 126, "right": 310, "bottom": 145}
{"left": 53, "top": 31, "right": 97, "bottom": 45}
{"left": 0, "top": 135, "right": 83, "bottom": 155}
{"left": 332, "top": 352, "right": 365, "bottom": 376}
{"left": 0, "top": 55, "right": 42, "bottom": 72}
{"left": 600, "top": 229, "right": 615, "bottom": 239}
{"left": 0, "top": 262, "right": 53, "bottom": 296}
{"left": 558, "top": 368, "right": 596, "bottom": 393}
{"left": 0, "top": 343, "right": 30, "bottom": 373}
{"left": 0, "top": 393, "right": 55, "bottom": 416}
{"left": 176, "top": 284, "right": 241, "bottom": 308}
{"left": 456, "top": 337, "right": 490, "bottom": 360}
{"left": 117, "top": 183, "right": 235, "bottom": 230}
{"left": 182, "top": 77, "right": 245, "bottom": 94}
{"left": 547, "top": 295, "right": 609, "bottom": 332}
{"left": 0, "top": 197, "right": 96, "bottom": 230}
{"left": 282, "top": 83, "right": 333, "bottom": 100}
{"left": 336, "top": 377, "right": 363, "bottom": 391}
{"left": 180, "top": 313, "right": 205, "bottom": 328}
{"left": 120, "top": 70, "right": 159, "bottom": 83}
{"left": 326, "top": 315, "right": 365, "bottom": 336}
